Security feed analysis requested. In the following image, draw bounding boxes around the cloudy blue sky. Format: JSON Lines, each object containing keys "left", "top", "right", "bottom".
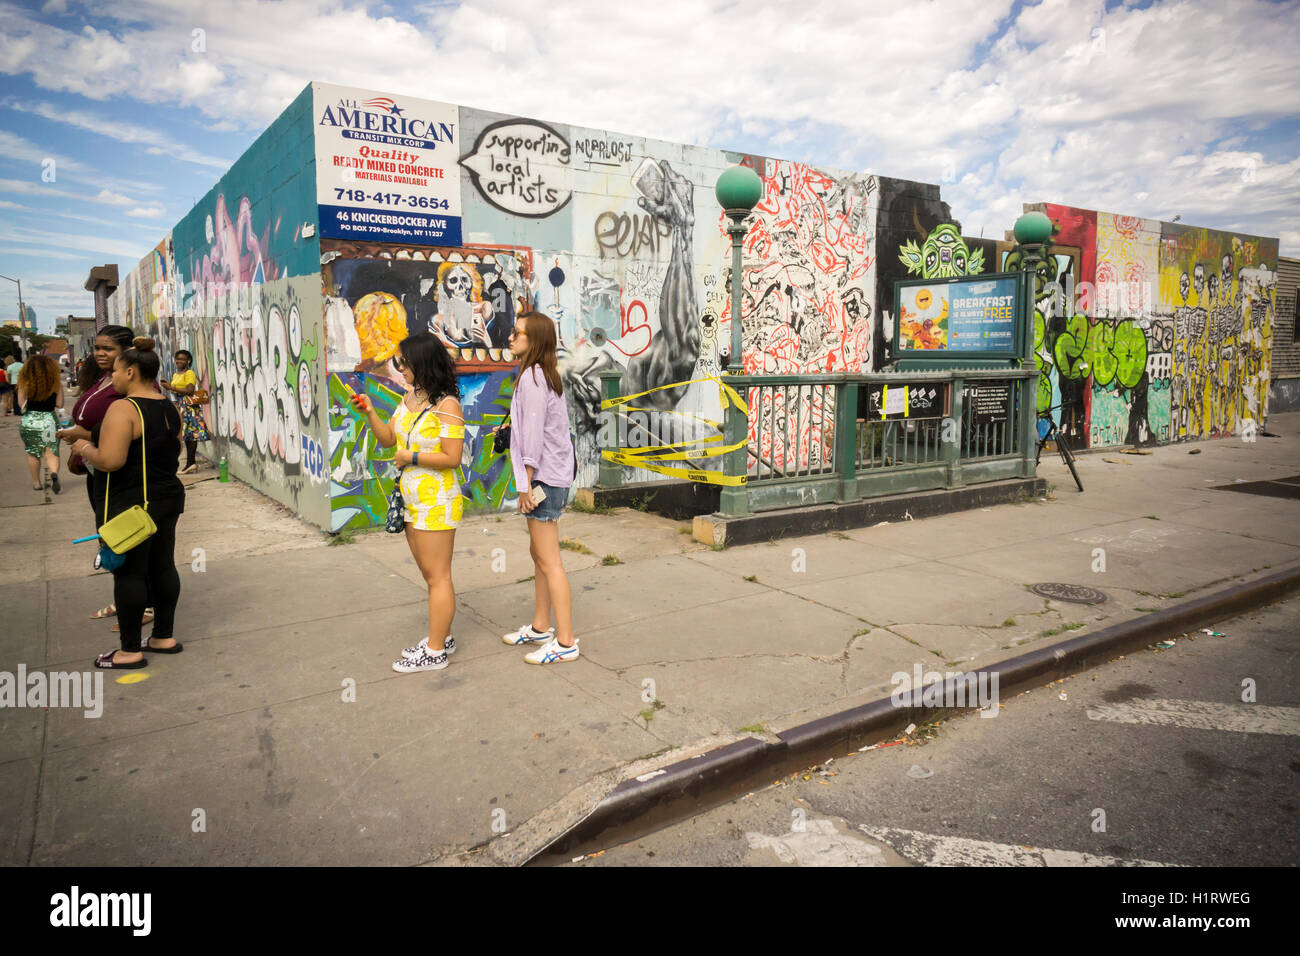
{"left": 1, "top": 0, "right": 1297, "bottom": 331}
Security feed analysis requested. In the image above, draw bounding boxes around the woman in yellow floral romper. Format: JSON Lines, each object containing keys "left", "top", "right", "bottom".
{"left": 349, "top": 332, "right": 465, "bottom": 674}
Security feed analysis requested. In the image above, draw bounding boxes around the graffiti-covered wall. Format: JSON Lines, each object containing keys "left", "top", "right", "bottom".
{"left": 107, "top": 85, "right": 330, "bottom": 527}
{"left": 312, "top": 83, "right": 882, "bottom": 530}
{"left": 1017, "top": 203, "right": 1278, "bottom": 449}
{"left": 112, "top": 79, "right": 1281, "bottom": 531}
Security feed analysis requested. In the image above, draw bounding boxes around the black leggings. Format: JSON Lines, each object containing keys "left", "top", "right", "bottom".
{"left": 112, "top": 509, "right": 182, "bottom": 652}
{"left": 185, "top": 439, "right": 197, "bottom": 469}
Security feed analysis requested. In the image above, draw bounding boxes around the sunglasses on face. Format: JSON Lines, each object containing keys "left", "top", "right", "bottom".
{"left": 510, "top": 328, "right": 526, "bottom": 339}
{"left": 393, "top": 355, "right": 407, "bottom": 371}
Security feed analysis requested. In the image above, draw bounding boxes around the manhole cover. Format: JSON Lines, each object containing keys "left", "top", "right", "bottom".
{"left": 1029, "top": 582, "right": 1108, "bottom": 604}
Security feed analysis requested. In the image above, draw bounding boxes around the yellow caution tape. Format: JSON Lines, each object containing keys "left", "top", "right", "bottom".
{"left": 879, "top": 384, "right": 910, "bottom": 420}
{"left": 600, "top": 375, "right": 751, "bottom": 486}
{"left": 602, "top": 449, "right": 749, "bottom": 485}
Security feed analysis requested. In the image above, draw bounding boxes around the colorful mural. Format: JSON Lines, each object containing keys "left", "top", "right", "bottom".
{"left": 108, "top": 81, "right": 1282, "bottom": 531}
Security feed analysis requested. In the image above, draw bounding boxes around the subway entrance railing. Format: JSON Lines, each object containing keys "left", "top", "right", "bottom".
{"left": 595, "top": 366, "right": 1039, "bottom": 518}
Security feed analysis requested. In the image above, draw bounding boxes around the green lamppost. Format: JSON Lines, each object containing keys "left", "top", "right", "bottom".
{"left": 715, "top": 165, "right": 762, "bottom": 373}
{"left": 1013, "top": 210, "right": 1054, "bottom": 477}
{"left": 713, "top": 165, "right": 763, "bottom": 519}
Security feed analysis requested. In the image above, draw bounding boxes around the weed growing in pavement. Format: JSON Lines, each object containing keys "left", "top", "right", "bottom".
{"left": 516, "top": 575, "right": 535, "bottom": 583}
{"left": 638, "top": 698, "right": 666, "bottom": 724}
{"left": 1002, "top": 617, "right": 1017, "bottom": 627}
{"left": 832, "top": 531, "right": 851, "bottom": 540}
{"left": 1039, "top": 621, "right": 1085, "bottom": 638}
{"left": 711, "top": 540, "right": 726, "bottom": 552}
{"left": 738, "top": 723, "right": 766, "bottom": 734}
{"left": 630, "top": 492, "right": 658, "bottom": 513}
{"left": 743, "top": 574, "right": 758, "bottom": 583}
{"left": 570, "top": 497, "right": 613, "bottom": 516}
{"left": 1144, "top": 515, "right": 1160, "bottom": 520}
{"left": 328, "top": 529, "right": 356, "bottom": 546}
{"left": 678, "top": 526, "right": 692, "bottom": 534}
{"left": 600, "top": 554, "right": 622, "bottom": 566}
{"left": 559, "top": 538, "right": 594, "bottom": 555}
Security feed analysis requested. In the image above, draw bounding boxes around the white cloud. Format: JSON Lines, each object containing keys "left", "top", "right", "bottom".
{"left": 1, "top": 0, "right": 1296, "bottom": 255}
{"left": 5, "top": 100, "right": 232, "bottom": 169}
{"left": 5, "top": 225, "right": 150, "bottom": 259}
{"left": 125, "top": 205, "right": 165, "bottom": 218}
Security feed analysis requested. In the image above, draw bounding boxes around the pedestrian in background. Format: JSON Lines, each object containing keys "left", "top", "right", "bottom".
{"left": 16, "top": 354, "right": 63, "bottom": 493}
{"left": 348, "top": 332, "right": 466, "bottom": 674}
{"left": 499, "top": 311, "right": 579, "bottom": 665}
{"left": 4, "top": 354, "right": 21, "bottom": 415}
{"left": 70, "top": 338, "right": 185, "bottom": 668}
{"left": 159, "top": 349, "right": 210, "bottom": 473}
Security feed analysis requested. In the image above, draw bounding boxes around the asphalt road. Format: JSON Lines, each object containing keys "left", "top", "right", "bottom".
{"left": 572, "top": 595, "right": 1300, "bottom": 867}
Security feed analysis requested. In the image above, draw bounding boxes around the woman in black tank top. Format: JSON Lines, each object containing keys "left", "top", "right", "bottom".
{"left": 72, "top": 337, "right": 186, "bottom": 669}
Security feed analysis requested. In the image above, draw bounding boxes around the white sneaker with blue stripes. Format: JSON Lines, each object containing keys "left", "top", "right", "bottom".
{"left": 502, "top": 625, "right": 553, "bottom": 646}
{"left": 524, "top": 637, "right": 579, "bottom": 665}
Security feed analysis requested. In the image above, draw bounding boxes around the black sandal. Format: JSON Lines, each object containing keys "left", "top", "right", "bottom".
{"left": 143, "top": 639, "right": 183, "bottom": 654}
{"left": 95, "top": 650, "right": 148, "bottom": 669}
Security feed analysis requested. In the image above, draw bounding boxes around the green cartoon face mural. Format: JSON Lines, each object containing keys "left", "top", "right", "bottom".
{"left": 899, "top": 224, "right": 986, "bottom": 278}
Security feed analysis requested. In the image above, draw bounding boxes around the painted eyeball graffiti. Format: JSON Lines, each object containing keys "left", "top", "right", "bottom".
{"left": 925, "top": 252, "right": 937, "bottom": 272}
{"left": 955, "top": 253, "right": 966, "bottom": 273}
{"left": 297, "top": 361, "right": 313, "bottom": 419}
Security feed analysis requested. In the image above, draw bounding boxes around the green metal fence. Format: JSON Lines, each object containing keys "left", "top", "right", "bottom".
{"left": 597, "top": 367, "right": 1039, "bottom": 517}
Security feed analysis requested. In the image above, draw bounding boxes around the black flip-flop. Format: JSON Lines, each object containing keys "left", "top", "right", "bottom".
{"left": 143, "top": 639, "right": 183, "bottom": 654}
{"left": 95, "top": 650, "right": 148, "bottom": 669}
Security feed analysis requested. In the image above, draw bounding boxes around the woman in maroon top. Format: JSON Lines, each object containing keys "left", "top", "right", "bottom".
{"left": 57, "top": 324, "right": 151, "bottom": 623}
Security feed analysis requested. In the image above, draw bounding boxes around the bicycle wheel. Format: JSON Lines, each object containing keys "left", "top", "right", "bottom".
{"left": 1058, "top": 439, "right": 1083, "bottom": 492}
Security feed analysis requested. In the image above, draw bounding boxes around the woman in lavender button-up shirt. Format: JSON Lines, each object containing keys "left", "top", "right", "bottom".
{"left": 500, "top": 311, "right": 580, "bottom": 665}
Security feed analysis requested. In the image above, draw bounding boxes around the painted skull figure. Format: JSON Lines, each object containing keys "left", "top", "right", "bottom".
{"left": 1220, "top": 254, "right": 1233, "bottom": 301}
{"left": 1193, "top": 263, "right": 1205, "bottom": 299}
{"left": 430, "top": 262, "right": 492, "bottom": 349}
{"left": 1207, "top": 273, "right": 1219, "bottom": 305}
{"left": 898, "top": 224, "right": 985, "bottom": 278}
{"left": 1179, "top": 271, "right": 1191, "bottom": 303}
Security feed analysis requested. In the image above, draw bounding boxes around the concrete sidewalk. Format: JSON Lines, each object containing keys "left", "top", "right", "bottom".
{"left": 2, "top": 412, "right": 1298, "bottom": 865}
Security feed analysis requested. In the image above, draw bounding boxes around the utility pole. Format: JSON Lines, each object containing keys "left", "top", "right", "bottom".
{"left": 0, "top": 274, "right": 29, "bottom": 359}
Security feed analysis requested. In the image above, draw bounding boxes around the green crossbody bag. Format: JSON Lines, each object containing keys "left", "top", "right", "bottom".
{"left": 98, "top": 399, "right": 157, "bottom": 555}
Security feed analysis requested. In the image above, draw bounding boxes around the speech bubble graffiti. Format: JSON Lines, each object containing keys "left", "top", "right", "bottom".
{"left": 460, "top": 119, "right": 572, "bottom": 218}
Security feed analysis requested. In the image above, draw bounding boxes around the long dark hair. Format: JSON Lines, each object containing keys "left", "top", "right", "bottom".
{"left": 399, "top": 332, "right": 458, "bottom": 404}
{"left": 516, "top": 311, "right": 562, "bottom": 395}
{"left": 79, "top": 324, "right": 133, "bottom": 390}
{"left": 117, "top": 336, "right": 161, "bottom": 382}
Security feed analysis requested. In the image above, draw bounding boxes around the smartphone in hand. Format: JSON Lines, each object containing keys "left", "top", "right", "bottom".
{"left": 530, "top": 485, "right": 547, "bottom": 506}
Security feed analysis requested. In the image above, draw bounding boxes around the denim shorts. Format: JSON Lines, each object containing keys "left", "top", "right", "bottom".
{"left": 525, "top": 481, "right": 568, "bottom": 522}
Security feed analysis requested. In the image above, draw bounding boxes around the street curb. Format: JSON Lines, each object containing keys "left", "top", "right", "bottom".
{"left": 527, "top": 564, "right": 1300, "bottom": 862}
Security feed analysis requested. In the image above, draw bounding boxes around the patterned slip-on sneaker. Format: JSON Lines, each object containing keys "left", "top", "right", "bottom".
{"left": 523, "top": 638, "right": 579, "bottom": 665}
{"left": 502, "top": 625, "right": 554, "bottom": 646}
{"left": 392, "top": 648, "right": 449, "bottom": 673}
{"left": 401, "top": 635, "right": 456, "bottom": 661}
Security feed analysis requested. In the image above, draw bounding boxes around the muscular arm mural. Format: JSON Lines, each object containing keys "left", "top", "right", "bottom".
{"left": 621, "top": 159, "right": 700, "bottom": 410}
